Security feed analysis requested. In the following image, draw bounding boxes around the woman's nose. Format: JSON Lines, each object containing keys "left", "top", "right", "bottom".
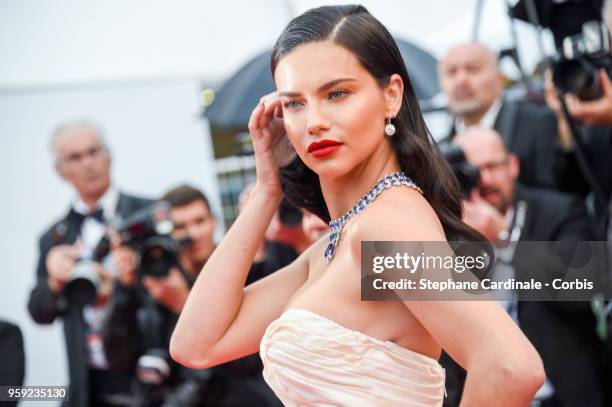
{"left": 306, "top": 104, "right": 331, "bottom": 135}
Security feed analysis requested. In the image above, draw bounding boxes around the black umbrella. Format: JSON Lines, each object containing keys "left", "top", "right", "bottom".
{"left": 205, "top": 38, "right": 439, "bottom": 132}
{"left": 395, "top": 39, "right": 440, "bottom": 100}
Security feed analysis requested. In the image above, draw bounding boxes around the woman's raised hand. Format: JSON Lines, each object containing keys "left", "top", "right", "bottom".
{"left": 248, "top": 92, "right": 295, "bottom": 197}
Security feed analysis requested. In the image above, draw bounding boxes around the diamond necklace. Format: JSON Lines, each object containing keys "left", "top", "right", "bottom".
{"left": 324, "top": 171, "right": 423, "bottom": 263}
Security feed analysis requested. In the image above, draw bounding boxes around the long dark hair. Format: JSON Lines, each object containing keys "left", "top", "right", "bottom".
{"left": 272, "top": 4, "right": 486, "bottom": 245}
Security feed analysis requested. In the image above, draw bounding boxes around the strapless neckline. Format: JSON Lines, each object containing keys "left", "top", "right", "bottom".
{"left": 260, "top": 307, "right": 446, "bottom": 406}
{"left": 281, "top": 308, "right": 442, "bottom": 367}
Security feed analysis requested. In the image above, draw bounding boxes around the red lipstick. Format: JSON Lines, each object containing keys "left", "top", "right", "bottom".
{"left": 307, "top": 139, "right": 342, "bottom": 158}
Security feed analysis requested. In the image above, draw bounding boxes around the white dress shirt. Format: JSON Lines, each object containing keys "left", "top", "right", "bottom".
{"left": 71, "top": 185, "right": 120, "bottom": 369}
{"left": 72, "top": 185, "right": 119, "bottom": 260}
{"left": 454, "top": 97, "right": 503, "bottom": 134}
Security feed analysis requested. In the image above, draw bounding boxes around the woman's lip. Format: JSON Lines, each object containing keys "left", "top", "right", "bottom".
{"left": 310, "top": 144, "right": 341, "bottom": 158}
{"left": 307, "top": 139, "right": 342, "bottom": 153}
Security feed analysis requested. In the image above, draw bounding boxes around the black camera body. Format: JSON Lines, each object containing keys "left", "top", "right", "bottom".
{"left": 552, "top": 20, "right": 612, "bottom": 100}
{"left": 114, "top": 201, "right": 190, "bottom": 278}
{"left": 511, "top": 0, "right": 611, "bottom": 100}
{"left": 439, "top": 142, "right": 481, "bottom": 197}
{"left": 62, "top": 202, "right": 185, "bottom": 306}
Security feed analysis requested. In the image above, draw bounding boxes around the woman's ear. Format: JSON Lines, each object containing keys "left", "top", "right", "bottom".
{"left": 383, "top": 73, "right": 404, "bottom": 117}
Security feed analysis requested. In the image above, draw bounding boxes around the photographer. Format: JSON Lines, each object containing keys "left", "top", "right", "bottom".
{"left": 116, "top": 184, "right": 281, "bottom": 406}
{"left": 163, "top": 184, "right": 282, "bottom": 406}
{"left": 515, "top": 0, "right": 612, "bottom": 240}
{"left": 440, "top": 127, "right": 609, "bottom": 407}
{"left": 439, "top": 42, "right": 558, "bottom": 189}
{"left": 545, "top": 71, "right": 612, "bottom": 221}
{"left": 131, "top": 184, "right": 217, "bottom": 314}
{"left": 27, "top": 121, "right": 152, "bottom": 407}
{"left": 563, "top": 69, "right": 612, "bottom": 126}
{"left": 106, "top": 185, "right": 216, "bottom": 406}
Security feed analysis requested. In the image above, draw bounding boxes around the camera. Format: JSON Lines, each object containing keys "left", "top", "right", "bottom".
{"left": 439, "top": 142, "right": 480, "bottom": 197}
{"left": 136, "top": 348, "right": 172, "bottom": 385}
{"left": 511, "top": 0, "right": 611, "bottom": 100}
{"left": 64, "top": 236, "right": 112, "bottom": 307}
{"left": 64, "top": 260, "right": 102, "bottom": 307}
{"left": 552, "top": 20, "right": 612, "bottom": 100}
{"left": 63, "top": 202, "right": 188, "bottom": 306}
{"left": 131, "top": 348, "right": 175, "bottom": 406}
{"left": 113, "top": 201, "right": 191, "bottom": 278}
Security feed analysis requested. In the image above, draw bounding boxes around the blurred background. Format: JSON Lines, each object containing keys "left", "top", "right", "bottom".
{"left": 0, "top": 0, "right": 604, "bottom": 405}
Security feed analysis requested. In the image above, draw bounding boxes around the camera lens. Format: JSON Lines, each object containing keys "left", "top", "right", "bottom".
{"left": 65, "top": 260, "right": 101, "bottom": 307}
{"left": 140, "top": 235, "right": 180, "bottom": 277}
{"left": 553, "top": 59, "right": 603, "bottom": 100}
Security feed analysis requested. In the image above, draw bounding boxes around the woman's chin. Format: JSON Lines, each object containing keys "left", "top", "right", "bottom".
{"left": 309, "top": 163, "right": 349, "bottom": 180}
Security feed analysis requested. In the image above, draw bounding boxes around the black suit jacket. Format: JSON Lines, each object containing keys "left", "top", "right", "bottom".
{"left": 445, "top": 99, "right": 558, "bottom": 189}
{"left": 554, "top": 126, "right": 612, "bottom": 238}
{"left": 27, "top": 192, "right": 152, "bottom": 407}
{"left": 0, "top": 320, "right": 25, "bottom": 407}
{"left": 442, "top": 185, "right": 608, "bottom": 407}
{"left": 514, "top": 185, "right": 608, "bottom": 407}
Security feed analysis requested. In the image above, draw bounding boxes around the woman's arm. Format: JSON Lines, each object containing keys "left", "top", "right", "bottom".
{"left": 170, "top": 93, "right": 308, "bottom": 368}
{"left": 169, "top": 189, "right": 311, "bottom": 368}
{"left": 354, "top": 193, "right": 545, "bottom": 406}
{"left": 409, "top": 301, "right": 544, "bottom": 407}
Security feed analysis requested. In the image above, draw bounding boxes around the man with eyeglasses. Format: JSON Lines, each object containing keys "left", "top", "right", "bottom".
{"left": 439, "top": 127, "right": 609, "bottom": 407}
{"left": 28, "top": 120, "right": 152, "bottom": 407}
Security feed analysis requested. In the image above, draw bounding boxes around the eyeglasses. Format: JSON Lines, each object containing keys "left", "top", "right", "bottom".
{"left": 478, "top": 156, "right": 509, "bottom": 173}
{"left": 59, "top": 145, "right": 106, "bottom": 167}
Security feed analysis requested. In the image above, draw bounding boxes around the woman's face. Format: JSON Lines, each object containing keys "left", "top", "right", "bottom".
{"left": 274, "top": 41, "right": 401, "bottom": 179}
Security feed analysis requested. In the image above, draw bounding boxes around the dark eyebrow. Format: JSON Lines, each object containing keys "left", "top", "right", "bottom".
{"left": 279, "top": 77, "right": 357, "bottom": 98}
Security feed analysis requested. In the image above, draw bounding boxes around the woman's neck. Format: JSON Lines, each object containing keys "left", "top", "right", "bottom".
{"left": 320, "top": 148, "right": 401, "bottom": 221}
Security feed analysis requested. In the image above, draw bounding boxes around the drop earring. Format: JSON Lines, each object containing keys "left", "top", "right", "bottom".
{"left": 384, "top": 115, "right": 396, "bottom": 136}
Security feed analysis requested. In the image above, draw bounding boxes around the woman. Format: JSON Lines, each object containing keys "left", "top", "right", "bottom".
{"left": 171, "top": 5, "right": 545, "bottom": 406}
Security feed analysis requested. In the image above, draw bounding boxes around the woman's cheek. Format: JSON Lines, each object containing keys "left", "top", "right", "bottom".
{"left": 283, "top": 117, "right": 305, "bottom": 149}
{"left": 334, "top": 94, "right": 373, "bottom": 130}
{"left": 355, "top": 94, "right": 382, "bottom": 126}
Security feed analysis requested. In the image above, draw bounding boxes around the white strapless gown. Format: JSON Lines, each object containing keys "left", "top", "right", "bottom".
{"left": 260, "top": 308, "right": 446, "bottom": 406}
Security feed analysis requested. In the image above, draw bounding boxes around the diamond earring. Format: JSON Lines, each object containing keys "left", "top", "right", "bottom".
{"left": 384, "top": 115, "right": 396, "bottom": 136}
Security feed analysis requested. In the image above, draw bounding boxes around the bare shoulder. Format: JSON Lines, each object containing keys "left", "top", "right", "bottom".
{"left": 346, "top": 187, "right": 446, "bottom": 245}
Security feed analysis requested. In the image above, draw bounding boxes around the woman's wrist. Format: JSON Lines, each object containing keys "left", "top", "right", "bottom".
{"left": 251, "top": 182, "right": 283, "bottom": 203}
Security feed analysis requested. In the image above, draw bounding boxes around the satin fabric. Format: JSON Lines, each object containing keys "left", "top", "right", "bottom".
{"left": 260, "top": 308, "right": 446, "bottom": 406}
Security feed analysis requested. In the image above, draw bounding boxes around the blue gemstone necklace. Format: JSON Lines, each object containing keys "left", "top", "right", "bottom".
{"left": 324, "top": 171, "right": 422, "bottom": 263}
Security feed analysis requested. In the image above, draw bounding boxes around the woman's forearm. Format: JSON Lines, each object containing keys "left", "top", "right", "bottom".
{"left": 460, "top": 359, "right": 545, "bottom": 407}
{"left": 170, "top": 186, "right": 282, "bottom": 361}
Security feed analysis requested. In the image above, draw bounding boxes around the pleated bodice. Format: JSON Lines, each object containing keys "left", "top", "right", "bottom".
{"left": 260, "top": 308, "right": 446, "bottom": 406}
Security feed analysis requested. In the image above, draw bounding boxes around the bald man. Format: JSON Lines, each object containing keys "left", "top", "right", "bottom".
{"left": 439, "top": 43, "right": 558, "bottom": 189}
{"left": 439, "top": 127, "right": 608, "bottom": 407}
{"left": 28, "top": 121, "right": 152, "bottom": 407}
